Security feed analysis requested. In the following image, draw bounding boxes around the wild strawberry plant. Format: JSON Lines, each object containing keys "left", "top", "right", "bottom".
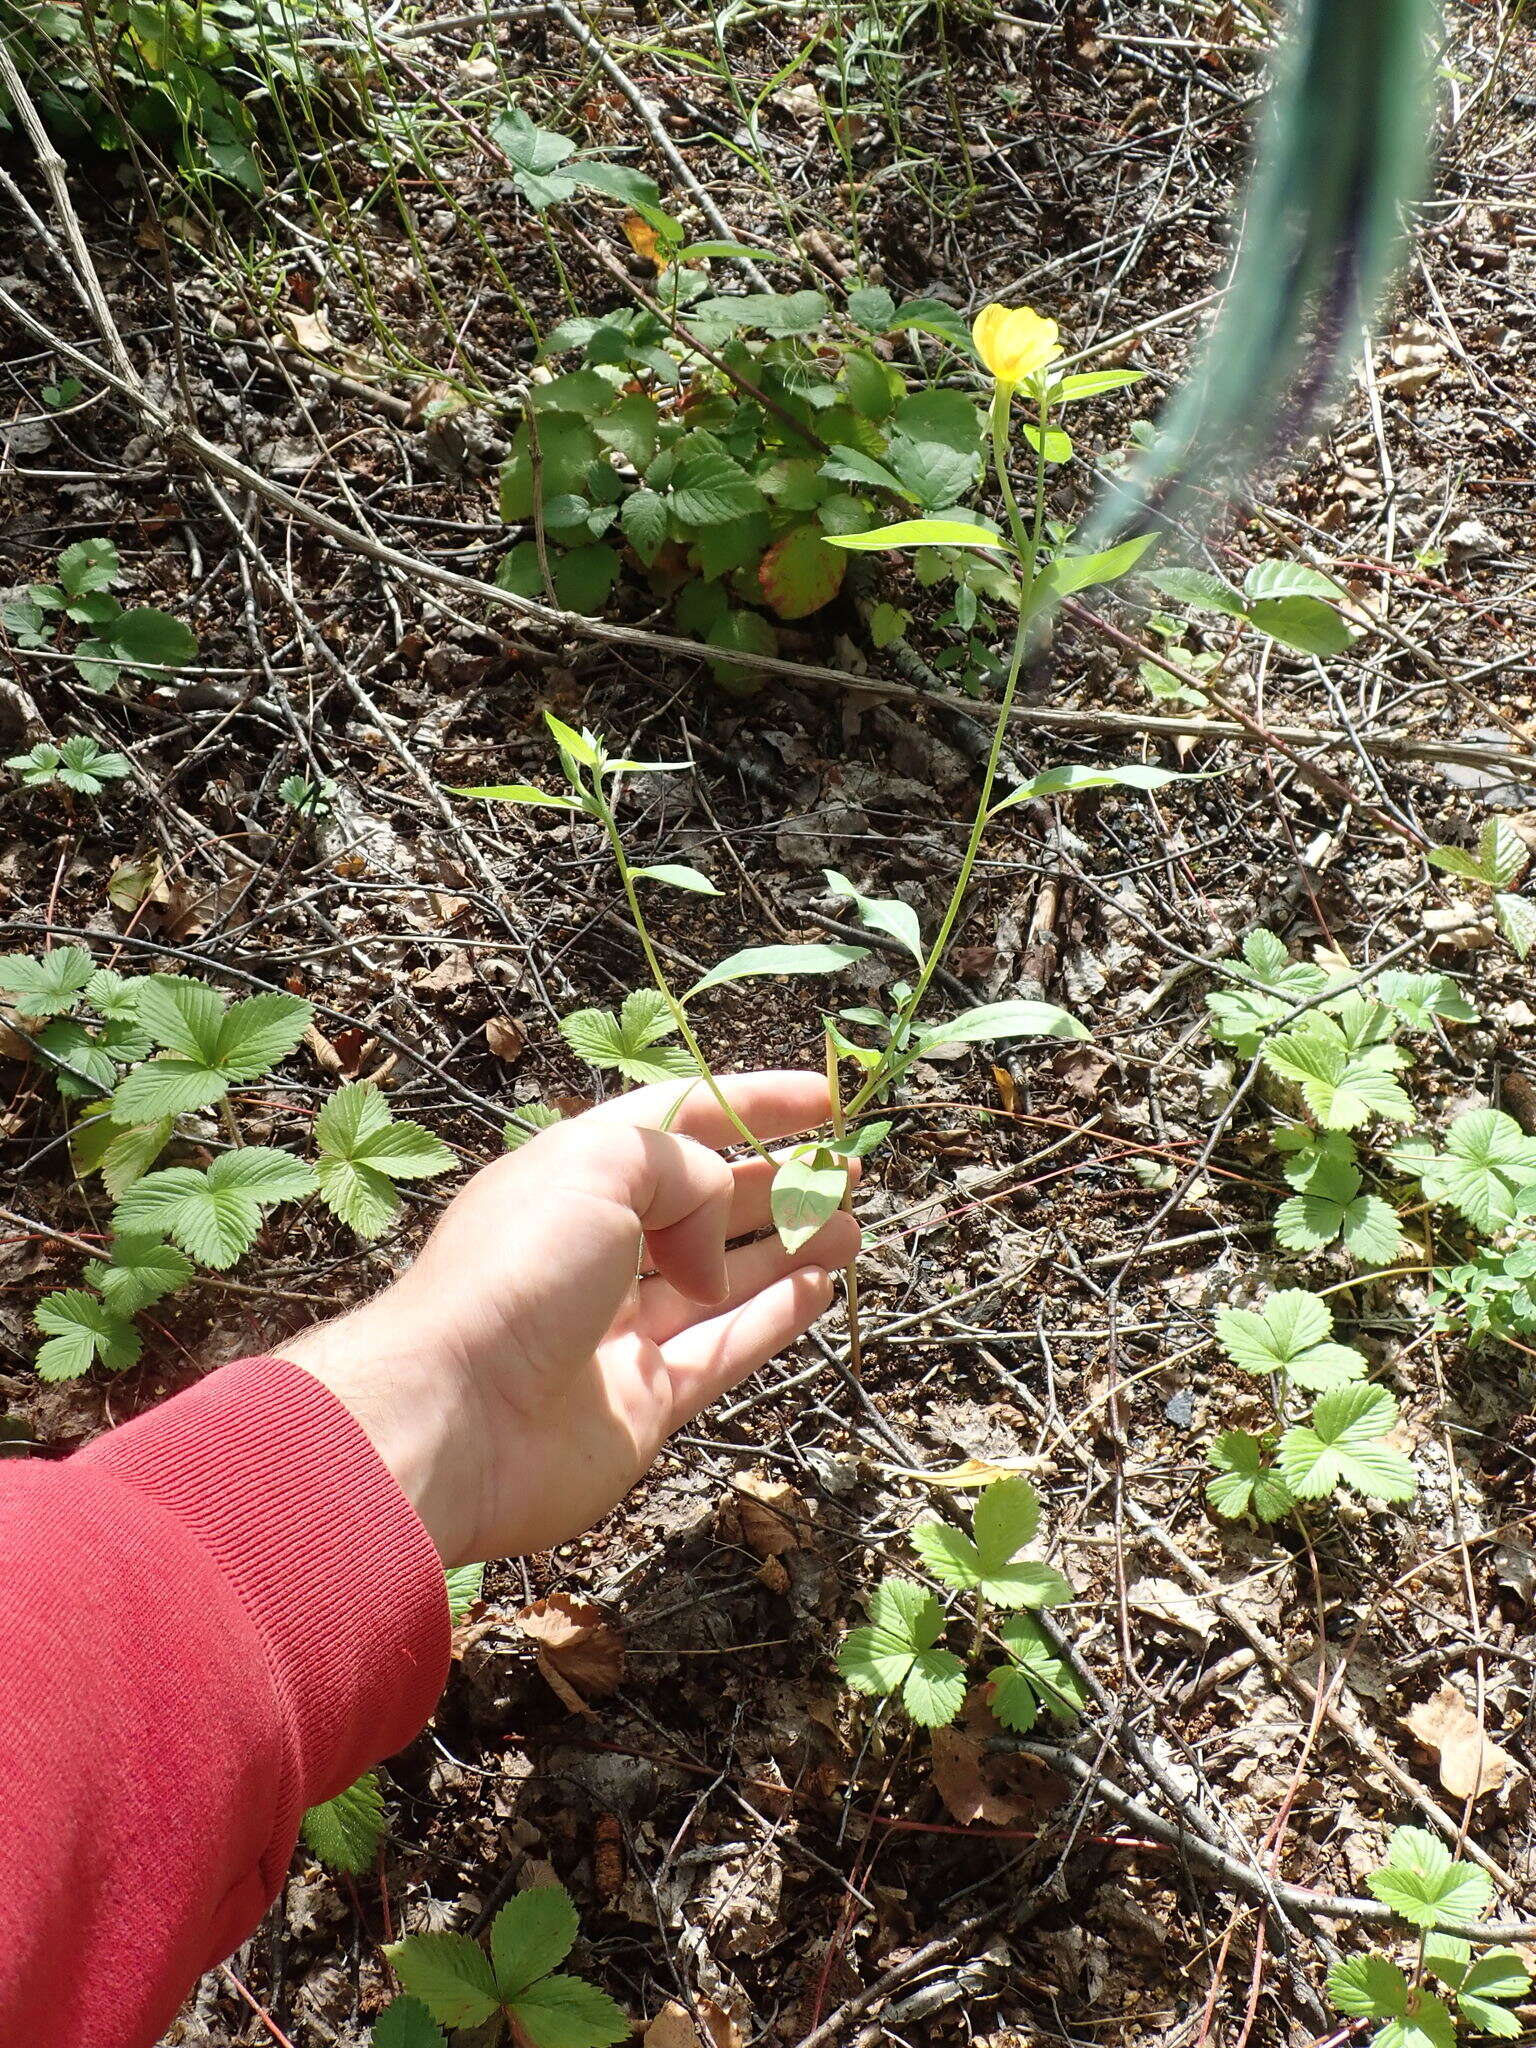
{"left": 1, "top": 539, "right": 198, "bottom": 691}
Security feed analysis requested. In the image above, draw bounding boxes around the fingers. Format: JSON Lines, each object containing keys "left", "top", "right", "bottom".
{"left": 638, "top": 1208, "right": 860, "bottom": 1344}
{"left": 579, "top": 1069, "right": 833, "bottom": 1151}
{"left": 539, "top": 1120, "right": 735, "bottom": 1303}
{"left": 661, "top": 1266, "right": 836, "bottom": 1425}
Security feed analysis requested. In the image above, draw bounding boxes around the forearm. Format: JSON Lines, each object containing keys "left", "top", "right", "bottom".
{"left": 0, "top": 1356, "right": 450, "bottom": 2048}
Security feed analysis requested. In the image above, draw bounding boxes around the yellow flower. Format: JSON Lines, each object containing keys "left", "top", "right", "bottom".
{"left": 971, "top": 303, "right": 1062, "bottom": 390}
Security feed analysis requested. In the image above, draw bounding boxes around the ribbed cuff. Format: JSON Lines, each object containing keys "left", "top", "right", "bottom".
{"left": 79, "top": 1357, "right": 450, "bottom": 1835}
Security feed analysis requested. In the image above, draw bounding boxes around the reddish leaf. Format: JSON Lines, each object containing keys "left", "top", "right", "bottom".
{"left": 758, "top": 522, "right": 847, "bottom": 619}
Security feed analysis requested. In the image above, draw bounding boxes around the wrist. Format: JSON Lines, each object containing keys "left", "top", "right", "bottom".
{"left": 282, "top": 1306, "right": 479, "bottom": 1567}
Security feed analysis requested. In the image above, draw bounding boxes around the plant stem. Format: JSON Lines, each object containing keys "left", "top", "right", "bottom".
{"left": 846, "top": 379, "right": 1051, "bottom": 1120}
{"left": 589, "top": 780, "right": 772, "bottom": 1160}
{"left": 826, "top": 1025, "right": 862, "bottom": 1376}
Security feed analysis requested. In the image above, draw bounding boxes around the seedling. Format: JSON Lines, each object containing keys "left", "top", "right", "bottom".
{"left": 6, "top": 734, "right": 130, "bottom": 796}
{"left": 1, "top": 539, "right": 198, "bottom": 690}
{"left": 1428, "top": 817, "right": 1536, "bottom": 959}
{"left": 382, "top": 1881, "right": 627, "bottom": 2047}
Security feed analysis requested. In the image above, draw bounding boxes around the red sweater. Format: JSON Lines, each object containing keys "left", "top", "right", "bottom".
{"left": 0, "top": 1356, "right": 451, "bottom": 2047}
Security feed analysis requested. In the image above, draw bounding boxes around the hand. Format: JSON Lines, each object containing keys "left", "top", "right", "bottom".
{"left": 282, "top": 1070, "right": 858, "bottom": 1565}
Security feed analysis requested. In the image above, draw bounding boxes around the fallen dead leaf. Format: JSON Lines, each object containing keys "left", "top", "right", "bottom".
{"left": 515, "top": 1594, "right": 626, "bottom": 1713}
{"left": 280, "top": 308, "right": 335, "bottom": 353}
{"left": 930, "top": 1726, "right": 1030, "bottom": 1828}
{"left": 644, "top": 1998, "right": 742, "bottom": 2048}
{"left": 485, "top": 1015, "right": 526, "bottom": 1062}
{"left": 722, "top": 1471, "right": 811, "bottom": 1559}
{"left": 622, "top": 210, "right": 667, "bottom": 271}
{"left": 887, "top": 1455, "right": 1049, "bottom": 1489}
{"left": 305, "top": 1023, "right": 344, "bottom": 1076}
{"left": 1128, "top": 1575, "right": 1216, "bottom": 1638}
{"left": 1402, "top": 1683, "right": 1519, "bottom": 1802}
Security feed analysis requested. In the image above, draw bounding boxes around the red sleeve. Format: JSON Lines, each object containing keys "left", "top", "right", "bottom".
{"left": 0, "top": 1355, "right": 451, "bottom": 2048}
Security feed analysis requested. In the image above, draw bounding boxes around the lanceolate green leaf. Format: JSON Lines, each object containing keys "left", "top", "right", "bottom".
{"left": 823, "top": 869, "right": 924, "bottom": 966}
{"left": 987, "top": 762, "right": 1191, "bottom": 818}
{"left": 824, "top": 517, "right": 1006, "bottom": 554}
{"left": 686, "top": 943, "right": 868, "bottom": 1001}
{"left": 916, "top": 1001, "right": 1088, "bottom": 1051}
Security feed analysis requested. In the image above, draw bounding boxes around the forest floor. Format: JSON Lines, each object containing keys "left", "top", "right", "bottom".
{"left": 2, "top": 1, "right": 1536, "bottom": 2044}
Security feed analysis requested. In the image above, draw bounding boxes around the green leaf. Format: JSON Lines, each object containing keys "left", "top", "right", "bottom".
{"left": 819, "top": 445, "right": 914, "bottom": 499}
{"left": 509, "top": 1973, "right": 630, "bottom": 2048}
{"left": 1495, "top": 892, "right": 1536, "bottom": 960}
{"left": 915, "top": 1001, "right": 1088, "bottom": 1050}
{"left": 1328, "top": 1953, "right": 1414, "bottom": 2020}
{"left": 619, "top": 487, "right": 669, "bottom": 566}
{"left": 0, "top": 946, "right": 94, "bottom": 1019}
{"left": 1206, "top": 1431, "right": 1296, "bottom": 1521}
{"left": 301, "top": 1770, "right": 385, "bottom": 1874}
{"left": 770, "top": 1146, "right": 848, "bottom": 1254}
{"left": 1367, "top": 1827, "right": 1494, "bottom": 1929}
{"left": 384, "top": 1932, "right": 500, "bottom": 2030}
{"left": 826, "top": 517, "right": 1005, "bottom": 553}
{"left": 987, "top": 762, "right": 1190, "bottom": 817}
{"left": 823, "top": 869, "right": 924, "bottom": 966}
{"left": 1420, "top": 1108, "right": 1536, "bottom": 1230}
{"left": 988, "top": 1612, "right": 1085, "bottom": 1726}
{"left": 372, "top": 1998, "right": 447, "bottom": 2048}
{"left": 98, "top": 1116, "right": 174, "bottom": 1198}
{"left": 114, "top": 1149, "right": 318, "bottom": 1269}
{"left": 1375, "top": 970, "right": 1478, "bottom": 1029}
{"left": 450, "top": 780, "right": 584, "bottom": 811}
{"left": 315, "top": 1083, "right": 453, "bottom": 1240}
{"left": 847, "top": 285, "right": 897, "bottom": 331}
{"left": 561, "top": 989, "right": 694, "bottom": 1084}
{"left": 1141, "top": 565, "right": 1248, "bottom": 616}
{"left": 632, "top": 864, "right": 721, "bottom": 895}
{"left": 693, "top": 288, "right": 830, "bottom": 338}
{"left": 445, "top": 1561, "right": 485, "bottom": 1622}
{"left": 1427, "top": 1939, "right": 1530, "bottom": 2036}
{"left": 1017, "top": 422, "right": 1074, "bottom": 465}
{"left": 501, "top": 417, "right": 601, "bottom": 520}
{"left": 1047, "top": 369, "right": 1147, "bottom": 403}
{"left": 1028, "top": 533, "right": 1157, "bottom": 608}
{"left": 84, "top": 1233, "right": 193, "bottom": 1314}
{"left": 1216, "top": 1290, "right": 1366, "bottom": 1391}
{"left": 57, "top": 537, "right": 122, "bottom": 596}
{"left": 670, "top": 450, "right": 766, "bottom": 526}
{"left": 758, "top": 522, "right": 846, "bottom": 619}
{"left": 838, "top": 1578, "right": 963, "bottom": 1721}
{"left": 112, "top": 980, "right": 311, "bottom": 1119}
{"left": 109, "top": 607, "right": 198, "bottom": 673}
{"left": 34, "top": 1289, "right": 141, "bottom": 1380}
{"left": 911, "top": 1478, "right": 1071, "bottom": 1609}
{"left": 491, "top": 106, "right": 579, "bottom": 207}
{"left": 1242, "top": 560, "right": 1348, "bottom": 606}
{"left": 705, "top": 607, "right": 778, "bottom": 686}
{"left": 687, "top": 943, "right": 868, "bottom": 1000}
{"left": 1246, "top": 594, "right": 1352, "bottom": 656}
{"left": 1278, "top": 1384, "right": 1416, "bottom": 1503}
{"left": 490, "top": 1884, "right": 578, "bottom": 1999}
{"left": 1263, "top": 1015, "right": 1414, "bottom": 1129}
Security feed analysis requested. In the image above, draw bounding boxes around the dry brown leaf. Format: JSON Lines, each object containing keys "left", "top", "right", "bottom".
{"left": 887, "top": 1456, "right": 1048, "bottom": 1490}
{"left": 515, "top": 1594, "right": 625, "bottom": 1711}
{"left": 107, "top": 850, "right": 164, "bottom": 915}
{"left": 930, "top": 1726, "right": 1028, "bottom": 1827}
{"left": 485, "top": 1015, "right": 526, "bottom": 1062}
{"left": 1401, "top": 1683, "right": 1518, "bottom": 1802}
{"left": 727, "top": 1472, "right": 810, "bottom": 1558}
{"left": 1128, "top": 1575, "right": 1216, "bottom": 1638}
{"left": 280, "top": 308, "right": 334, "bottom": 353}
{"left": 305, "top": 1023, "right": 344, "bottom": 1076}
{"left": 0, "top": 1008, "right": 34, "bottom": 1062}
{"left": 644, "top": 1998, "right": 742, "bottom": 2048}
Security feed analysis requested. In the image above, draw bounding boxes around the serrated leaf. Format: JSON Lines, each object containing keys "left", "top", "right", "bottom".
{"left": 372, "top": 1997, "right": 447, "bottom": 2048}
{"left": 34, "top": 1289, "right": 141, "bottom": 1379}
{"left": 1216, "top": 1291, "right": 1367, "bottom": 1390}
{"left": 1479, "top": 817, "right": 1530, "bottom": 890}
{"left": 1328, "top": 1953, "right": 1413, "bottom": 2019}
{"left": 1375, "top": 971, "right": 1478, "bottom": 1030}
{"left": 1206, "top": 1431, "right": 1295, "bottom": 1522}
{"left": 509, "top": 1972, "right": 630, "bottom": 2048}
{"left": 85, "top": 1233, "right": 193, "bottom": 1314}
{"left": 618, "top": 487, "right": 668, "bottom": 565}
{"left": 758, "top": 522, "right": 847, "bottom": 619}
{"left": 687, "top": 943, "right": 868, "bottom": 1000}
{"left": 823, "top": 869, "right": 925, "bottom": 966}
{"left": 445, "top": 1561, "right": 484, "bottom": 1623}
{"left": 770, "top": 1146, "right": 848, "bottom": 1254}
{"left": 669, "top": 450, "right": 766, "bottom": 527}
{"left": 1495, "top": 891, "right": 1536, "bottom": 960}
{"left": 1278, "top": 1385, "right": 1416, "bottom": 1504}
{"left": 915, "top": 1000, "right": 1088, "bottom": 1050}
{"left": 503, "top": 1104, "right": 565, "bottom": 1151}
{"left": 490, "top": 1885, "right": 578, "bottom": 2000}
{"left": 1264, "top": 1015, "right": 1414, "bottom": 1128}
{"left": 114, "top": 1149, "right": 317, "bottom": 1269}
{"left": 992, "top": 1613, "right": 1085, "bottom": 1722}
{"left": 901, "top": 1648, "right": 968, "bottom": 1727}
{"left": 973, "top": 1475, "right": 1042, "bottom": 1563}
{"left": 1367, "top": 1827, "right": 1494, "bottom": 1929}
{"left": 838, "top": 1580, "right": 948, "bottom": 1700}
{"left": 57, "top": 537, "right": 122, "bottom": 595}
{"left": 316, "top": 1084, "right": 454, "bottom": 1180}
{"left": 560, "top": 991, "right": 695, "bottom": 1084}
{"left": 110, "top": 607, "right": 198, "bottom": 673}
{"left": 1419, "top": 1108, "right": 1536, "bottom": 1230}
{"left": 0, "top": 946, "right": 94, "bottom": 1019}
{"left": 384, "top": 1933, "right": 500, "bottom": 2030}
{"left": 301, "top": 1770, "right": 385, "bottom": 1874}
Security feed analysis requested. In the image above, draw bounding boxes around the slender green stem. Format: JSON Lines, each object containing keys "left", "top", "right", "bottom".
{"left": 589, "top": 781, "right": 772, "bottom": 1160}
{"left": 846, "top": 379, "right": 1051, "bottom": 1119}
